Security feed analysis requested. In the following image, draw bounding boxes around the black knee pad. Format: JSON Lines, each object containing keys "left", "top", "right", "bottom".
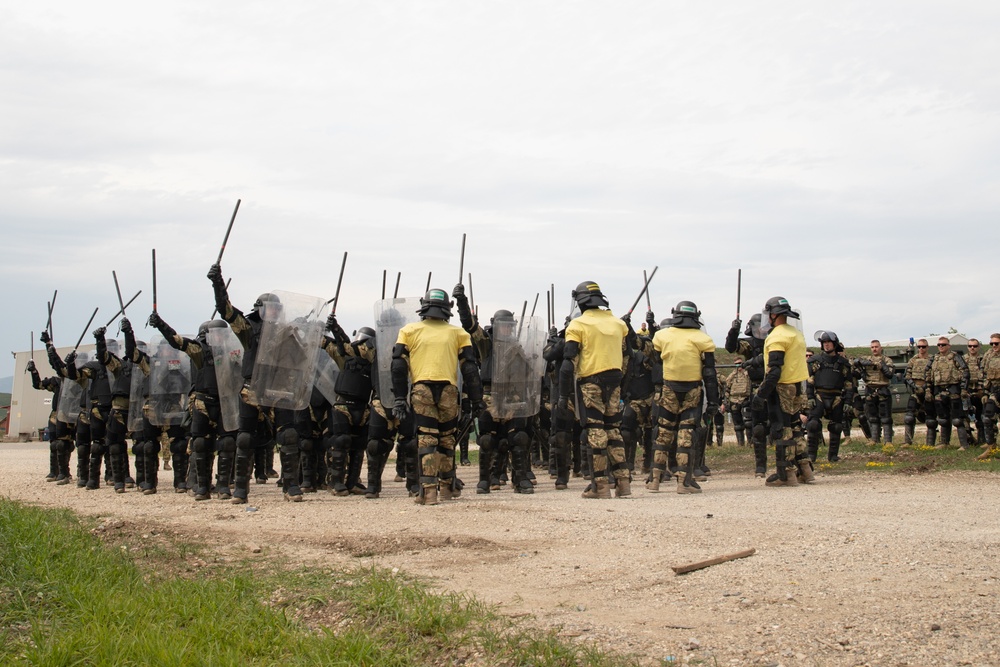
{"left": 218, "top": 435, "right": 237, "bottom": 454}
{"left": 828, "top": 422, "right": 843, "bottom": 435}
{"left": 191, "top": 437, "right": 209, "bottom": 454}
{"left": 903, "top": 413, "right": 915, "bottom": 426}
{"left": 805, "top": 419, "right": 821, "bottom": 436}
{"left": 169, "top": 439, "right": 188, "bottom": 455}
{"left": 236, "top": 431, "right": 254, "bottom": 452}
{"left": 299, "top": 437, "right": 313, "bottom": 453}
{"left": 511, "top": 431, "right": 531, "bottom": 450}
{"left": 278, "top": 428, "right": 299, "bottom": 452}
{"left": 478, "top": 433, "right": 496, "bottom": 453}
{"left": 952, "top": 417, "right": 965, "bottom": 428}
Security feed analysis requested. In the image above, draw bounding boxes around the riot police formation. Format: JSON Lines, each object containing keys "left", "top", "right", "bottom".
{"left": 805, "top": 331, "right": 853, "bottom": 463}
{"left": 24, "top": 263, "right": 1000, "bottom": 506}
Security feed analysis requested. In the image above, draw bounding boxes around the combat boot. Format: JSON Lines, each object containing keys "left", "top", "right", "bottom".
{"left": 582, "top": 478, "right": 611, "bottom": 499}
{"left": 615, "top": 477, "right": 631, "bottom": 497}
{"left": 414, "top": 485, "right": 439, "bottom": 506}
{"left": 676, "top": 473, "right": 702, "bottom": 494}
{"left": 646, "top": 469, "right": 662, "bottom": 492}
{"left": 903, "top": 422, "right": 915, "bottom": 445}
{"left": 734, "top": 429, "right": 746, "bottom": 448}
{"left": 796, "top": 456, "right": 815, "bottom": 483}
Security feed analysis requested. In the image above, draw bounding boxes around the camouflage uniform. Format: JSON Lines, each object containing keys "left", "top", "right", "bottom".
{"left": 904, "top": 352, "right": 936, "bottom": 445}
{"left": 29, "top": 363, "right": 73, "bottom": 484}
{"left": 980, "top": 343, "right": 1000, "bottom": 447}
{"left": 929, "top": 348, "right": 971, "bottom": 448}
{"left": 724, "top": 366, "right": 752, "bottom": 447}
{"left": 857, "top": 353, "right": 895, "bottom": 444}
{"left": 965, "top": 347, "right": 985, "bottom": 444}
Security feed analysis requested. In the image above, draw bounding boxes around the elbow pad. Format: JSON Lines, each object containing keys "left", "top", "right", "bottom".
{"left": 757, "top": 350, "right": 785, "bottom": 398}
{"left": 390, "top": 346, "right": 410, "bottom": 402}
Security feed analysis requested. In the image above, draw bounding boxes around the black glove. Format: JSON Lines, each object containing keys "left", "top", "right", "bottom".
{"left": 731, "top": 318, "right": 742, "bottom": 332}
{"left": 392, "top": 398, "right": 409, "bottom": 422}
{"left": 706, "top": 403, "right": 719, "bottom": 419}
{"left": 751, "top": 394, "right": 766, "bottom": 411}
{"left": 40, "top": 330, "right": 50, "bottom": 344}
{"left": 471, "top": 400, "right": 487, "bottom": 420}
{"left": 120, "top": 317, "right": 133, "bottom": 334}
{"left": 549, "top": 326, "right": 557, "bottom": 337}
{"left": 905, "top": 379, "right": 916, "bottom": 393}
{"left": 93, "top": 326, "right": 106, "bottom": 339}
{"left": 461, "top": 396, "right": 472, "bottom": 415}
{"left": 621, "top": 311, "right": 631, "bottom": 324}
{"left": 326, "top": 313, "right": 338, "bottom": 332}
{"left": 857, "top": 358, "right": 872, "bottom": 368}
{"left": 646, "top": 311, "right": 656, "bottom": 327}
{"left": 64, "top": 350, "right": 77, "bottom": 366}
{"left": 26, "top": 360, "right": 36, "bottom": 372}
{"left": 207, "top": 263, "right": 224, "bottom": 285}
{"left": 148, "top": 310, "right": 164, "bottom": 329}
{"left": 452, "top": 283, "right": 466, "bottom": 300}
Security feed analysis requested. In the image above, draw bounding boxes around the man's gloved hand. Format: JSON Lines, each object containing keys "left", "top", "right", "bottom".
{"left": 392, "top": 398, "right": 409, "bottom": 422}
{"left": 905, "top": 379, "right": 916, "bottom": 393}
{"left": 471, "top": 400, "right": 487, "bottom": 420}
{"left": 857, "top": 358, "right": 872, "bottom": 368}
{"left": 64, "top": 350, "right": 77, "bottom": 366}
{"left": 207, "top": 264, "right": 224, "bottom": 285}
{"left": 705, "top": 404, "right": 719, "bottom": 422}
{"left": 646, "top": 311, "right": 656, "bottom": 327}
{"left": 40, "top": 330, "right": 51, "bottom": 344}
{"left": 148, "top": 310, "right": 165, "bottom": 329}
{"left": 731, "top": 318, "right": 742, "bottom": 331}
{"left": 548, "top": 326, "right": 558, "bottom": 337}
{"left": 621, "top": 312, "right": 631, "bottom": 324}
{"left": 120, "top": 317, "right": 133, "bottom": 334}
{"left": 93, "top": 326, "right": 106, "bottom": 339}
{"left": 326, "top": 313, "right": 338, "bottom": 332}
{"left": 751, "top": 393, "right": 767, "bottom": 411}
{"left": 26, "top": 360, "right": 36, "bottom": 372}
{"left": 452, "top": 283, "right": 466, "bottom": 300}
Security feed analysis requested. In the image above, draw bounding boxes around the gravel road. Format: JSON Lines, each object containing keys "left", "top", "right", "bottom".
{"left": 2, "top": 441, "right": 998, "bottom": 666}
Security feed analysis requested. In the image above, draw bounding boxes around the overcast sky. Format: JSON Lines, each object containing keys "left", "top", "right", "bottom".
{"left": 4, "top": 1, "right": 999, "bottom": 378}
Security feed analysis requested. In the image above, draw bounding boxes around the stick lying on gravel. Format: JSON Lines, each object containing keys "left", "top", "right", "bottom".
{"left": 672, "top": 548, "right": 756, "bottom": 575}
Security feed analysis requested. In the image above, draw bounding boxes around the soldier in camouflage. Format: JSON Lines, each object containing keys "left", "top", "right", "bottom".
{"left": 976, "top": 333, "right": 1000, "bottom": 458}
{"left": 27, "top": 351, "right": 72, "bottom": 484}
{"left": 928, "top": 337, "right": 971, "bottom": 449}
{"left": 806, "top": 331, "right": 853, "bottom": 462}
{"left": 965, "top": 338, "right": 985, "bottom": 445}
{"left": 903, "top": 338, "right": 936, "bottom": 446}
{"left": 854, "top": 340, "right": 895, "bottom": 445}
{"left": 723, "top": 357, "right": 751, "bottom": 447}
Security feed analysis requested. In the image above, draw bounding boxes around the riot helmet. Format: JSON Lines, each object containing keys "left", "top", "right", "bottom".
{"left": 760, "top": 296, "right": 801, "bottom": 334}
{"left": 198, "top": 319, "right": 228, "bottom": 341}
{"left": 572, "top": 281, "right": 609, "bottom": 310}
{"left": 354, "top": 326, "right": 376, "bottom": 347}
{"left": 418, "top": 288, "right": 453, "bottom": 320}
{"left": 744, "top": 313, "right": 764, "bottom": 339}
{"left": 670, "top": 300, "right": 702, "bottom": 329}
{"left": 250, "top": 292, "right": 282, "bottom": 321}
{"left": 814, "top": 329, "right": 844, "bottom": 353}
{"left": 491, "top": 309, "right": 516, "bottom": 339}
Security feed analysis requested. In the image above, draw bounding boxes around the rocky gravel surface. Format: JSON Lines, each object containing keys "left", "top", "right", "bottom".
{"left": 3, "top": 441, "right": 999, "bottom": 666}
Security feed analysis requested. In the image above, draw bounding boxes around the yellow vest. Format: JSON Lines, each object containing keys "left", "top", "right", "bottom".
{"left": 764, "top": 324, "right": 808, "bottom": 384}
{"left": 396, "top": 319, "right": 471, "bottom": 385}
{"left": 652, "top": 327, "right": 715, "bottom": 382}
{"left": 565, "top": 309, "right": 627, "bottom": 379}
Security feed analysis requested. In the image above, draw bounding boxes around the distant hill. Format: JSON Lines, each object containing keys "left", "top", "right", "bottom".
{"left": 0, "top": 376, "right": 11, "bottom": 393}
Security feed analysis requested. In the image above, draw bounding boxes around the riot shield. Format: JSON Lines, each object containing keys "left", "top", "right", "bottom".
{"left": 206, "top": 326, "right": 244, "bottom": 433}
{"left": 56, "top": 352, "right": 89, "bottom": 424}
{"left": 313, "top": 346, "right": 340, "bottom": 406}
{"left": 493, "top": 315, "right": 547, "bottom": 419}
{"left": 127, "top": 342, "right": 149, "bottom": 431}
{"left": 249, "top": 290, "right": 326, "bottom": 410}
{"left": 147, "top": 336, "right": 193, "bottom": 426}
{"left": 373, "top": 296, "right": 422, "bottom": 403}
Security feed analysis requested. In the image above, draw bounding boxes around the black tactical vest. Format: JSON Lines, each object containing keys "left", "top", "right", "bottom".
{"left": 335, "top": 354, "right": 373, "bottom": 403}
{"left": 812, "top": 354, "right": 847, "bottom": 392}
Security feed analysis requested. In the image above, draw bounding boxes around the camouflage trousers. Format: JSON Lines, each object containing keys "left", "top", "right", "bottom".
{"left": 411, "top": 381, "right": 459, "bottom": 489}
{"left": 578, "top": 370, "right": 627, "bottom": 482}
{"left": 767, "top": 383, "right": 807, "bottom": 460}
{"left": 653, "top": 383, "right": 702, "bottom": 475}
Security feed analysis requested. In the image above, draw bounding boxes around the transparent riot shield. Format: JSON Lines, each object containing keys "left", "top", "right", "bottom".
{"left": 493, "top": 315, "right": 547, "bottom": 419}
{"left": 104, "top": 339, "right": 121, "bottom": 385}
{"left": 373, "top": 296, "right": 422, "bottom": 403}
{"left": 56, "top": 352, "right": 89, "bottom": 424}
{"left": 147, "top": 336, "right": 193, "bottom": 426}
{"left": 126, "top": 342, "right": 149, "bottom": 431}
{"left": 206, "top": 326, "right": 244, "bottom": 433}
{"left": 313, "top": 346, "right": 340, "bottom": 406}
{"left": 249, "top": 290, "right": 327, "bottom": 410}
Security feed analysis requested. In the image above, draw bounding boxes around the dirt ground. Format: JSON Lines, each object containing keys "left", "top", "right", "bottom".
{"left": 2, "top": 442, "right": 998, "bottom": 667}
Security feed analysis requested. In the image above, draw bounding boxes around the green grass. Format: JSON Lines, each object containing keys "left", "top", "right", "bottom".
{"left": 703, "top": 431, "right": 1000, "bottom": 476}
{"left": 0, "top": 498, "right": 637, "bottom": 667}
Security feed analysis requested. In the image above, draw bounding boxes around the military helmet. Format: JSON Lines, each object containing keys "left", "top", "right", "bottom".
{"left": 670, "top": 300, "right": 702, "bottom": 329}
{"left": 572, "top": 281, "right": 609, "bottom": 310}
{"left": 354, "top": 326, "right": 376, "bottom": 345}
{"left": 814, "top": 329, "right": 844, "bottom": 352}
{"left": 491, "top": 309, "right": 515, "bottom": 323}
{"left": 250, "top": 292, "right": 281, "bottom": 319}
{"left": 418, "top": 288, "right": 453, "bottom": 320}
{"left": 198, "top": 319, "right": 228, "bottom": 339}
{"left": 744, "top": 313, "right": 763, "bottom": 338}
